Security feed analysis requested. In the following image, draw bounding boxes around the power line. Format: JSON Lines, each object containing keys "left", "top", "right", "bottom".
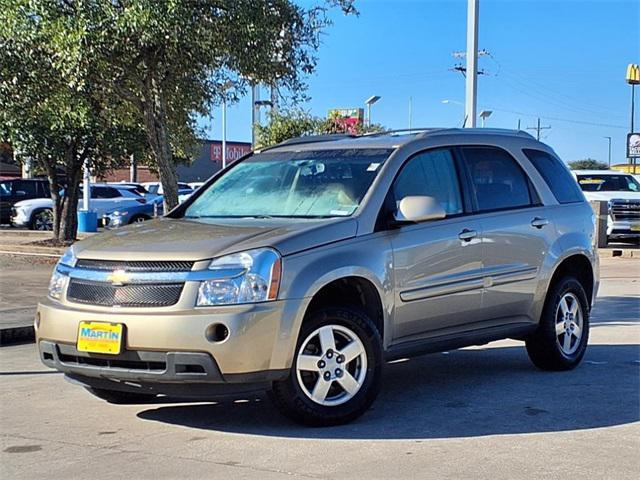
{"left": 527, "top": 118, "right": 551, "bottom": 140}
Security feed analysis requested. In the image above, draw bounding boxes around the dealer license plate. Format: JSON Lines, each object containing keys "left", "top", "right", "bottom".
{"left": 77, "top": 321, "right": 123, "bottom": 355}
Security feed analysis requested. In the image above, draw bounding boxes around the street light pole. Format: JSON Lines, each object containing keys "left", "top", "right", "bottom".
{"left": 604, "top": 136, "right": 612, "bottom": 167}
{"left": 465, "top": 0, "right": 479, "bottom": 128}
{"left": 222, "top": 96, "right": 227, "bottom": 170}
{"left": 365, "top": 95, "right": 381, "bottom": 128}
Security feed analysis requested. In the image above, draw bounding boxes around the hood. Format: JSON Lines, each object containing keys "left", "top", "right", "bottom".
{"left": 581, "top": 191, "right": 640, "bottom": 202}
{"left": 73, "top": 217, "right": 358, "bottom": 261}
{"left": 14, "top": 198, "right": 53, "bottom": 209}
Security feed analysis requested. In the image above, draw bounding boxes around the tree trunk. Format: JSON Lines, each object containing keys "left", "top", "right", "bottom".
{"left": 55, "top": 145, "right": 83, "bottom": 244}
{"left": 41, "top": 158, "right": 62, "bottom": 240}
{"left": 142, "top": 75, "right": 178, "bottom": 212}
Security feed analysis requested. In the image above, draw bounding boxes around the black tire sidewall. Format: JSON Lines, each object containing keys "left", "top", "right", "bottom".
{"left": 271, "top": 307, "right": 382, "bottom": 426}
{"left": 528, "top": 276, "right": 590, "bottom": 370}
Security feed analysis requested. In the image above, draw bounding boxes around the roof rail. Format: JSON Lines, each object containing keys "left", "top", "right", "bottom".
{"left": 259, "top": 133, "right": 357, "bottom": 151}
{"left": 360, "top": 127, "right": 443, "bottom": 137}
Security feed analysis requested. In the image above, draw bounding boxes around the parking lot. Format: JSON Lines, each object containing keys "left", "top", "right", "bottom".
{"left": 1, "top": 254, "right": 638, "bottom": 479}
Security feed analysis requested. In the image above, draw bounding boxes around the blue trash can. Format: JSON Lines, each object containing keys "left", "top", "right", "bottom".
{"left": 77, "top": 210, "right": 98, "bottom": 233}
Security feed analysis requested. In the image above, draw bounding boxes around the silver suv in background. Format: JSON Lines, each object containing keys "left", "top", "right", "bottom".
{"left": 37, "top": 129, "right": 598, "bottom": 426}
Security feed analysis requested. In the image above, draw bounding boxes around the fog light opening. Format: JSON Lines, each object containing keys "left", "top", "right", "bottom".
{"left": 206, "top": 323, "right": 230, "bottom": 343}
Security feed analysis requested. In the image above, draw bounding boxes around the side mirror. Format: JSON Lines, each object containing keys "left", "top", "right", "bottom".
{"left": 394, "top": 196, "right": 446, "bottom": 223}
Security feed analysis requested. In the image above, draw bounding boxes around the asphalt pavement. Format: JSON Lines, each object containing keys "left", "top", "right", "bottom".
{"left": 0, "top": 256, "right": 638, "bottom": 479}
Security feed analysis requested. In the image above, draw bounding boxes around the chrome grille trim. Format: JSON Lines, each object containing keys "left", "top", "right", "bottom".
{"left": 75, "top": 259, "right": 194, "bottom": 272}
{"left": 67, "top": 279, "right": 184, "bottom": 307}
{"left": 609, "top": 200, "right": 640, "bottom": 222}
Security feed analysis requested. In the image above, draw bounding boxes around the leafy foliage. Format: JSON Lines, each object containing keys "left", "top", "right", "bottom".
{"left": 568, "top": 159, "right": 609, "bottom": 170}
{"left": 255, "top": 110, "right": 385, "bottom": 149}
{"left": 0, "top": 0, "right": 148, "bottom": 242}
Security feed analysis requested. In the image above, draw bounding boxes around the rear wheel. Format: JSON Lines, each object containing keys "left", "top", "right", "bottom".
{"left": 270, "top": 308, "right": 382, "bottom": 426}
{"left": 85, "top": 387, "right": 156, "bottom": 404}
{"left": 30, "top": 209, "right": 53, "bottom": 231}
{"left": 526, "top": 276, "right": 590, "bottom": 371}
{"left": 129, "top": 214, "right": 150, "bottom": 224}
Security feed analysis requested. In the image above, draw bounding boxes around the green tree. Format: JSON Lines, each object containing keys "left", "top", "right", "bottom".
{"left": 87, "top": 0, "right": 356, "bottom": 210}
{"left": 568, "top": 159, "right": 609, "bottom": 170}
{"left": 0, "top": 0, "right": 148, "bottom": 243}
{"left": 256, "top": 109, "right": 385, "bottom": 149}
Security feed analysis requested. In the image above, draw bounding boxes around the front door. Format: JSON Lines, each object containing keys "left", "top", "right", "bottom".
{"left": 389, "top": 148, "right": 484, "bottom": 342}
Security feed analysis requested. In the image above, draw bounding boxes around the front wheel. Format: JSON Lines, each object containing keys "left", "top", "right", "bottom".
{"left": 270, "top": 308, "right": 382, "bottom": 426}
{"left": 526, "top": 276, "right": 590, "bottom": 371}
{"left": 30, "top": 209, "right": 53, "bottom": 231}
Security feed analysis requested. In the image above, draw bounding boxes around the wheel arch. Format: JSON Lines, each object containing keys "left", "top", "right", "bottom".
{"left": 548, "top": 253, "right": 596, "bottom": 309}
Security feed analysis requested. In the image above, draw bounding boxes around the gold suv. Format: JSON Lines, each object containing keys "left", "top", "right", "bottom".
{"left": 38, "top": 129, "right": 598, "bottom": 425}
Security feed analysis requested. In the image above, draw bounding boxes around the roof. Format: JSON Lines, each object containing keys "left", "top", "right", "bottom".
{"left": 259, "top": 128, "right": 536, "bottom": 152}
{"left": 571, "top": 170, "right": 631, "bottom": 175}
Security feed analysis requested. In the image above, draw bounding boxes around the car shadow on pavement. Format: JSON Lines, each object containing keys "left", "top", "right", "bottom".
{"left": 137, "top": 344, "right": 640, "bottom": 439}
{"left": 590, "top": 296, "right": 640, "bottom": 324}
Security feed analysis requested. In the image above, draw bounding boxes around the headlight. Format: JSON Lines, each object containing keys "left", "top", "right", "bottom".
{"left": 48, "top": 247, "right": 76, "bottom": 299}
{"left": 48, "top": 269, "right": 68, "bottom": 299}
{"left": 196, "top": 248, "right": 281, "bottom": 306}
{"left": 59, "top": 247, "right": 77, "bottom": 267}
{"left": 111, "top": 210, "right": 128, "bottom": 216}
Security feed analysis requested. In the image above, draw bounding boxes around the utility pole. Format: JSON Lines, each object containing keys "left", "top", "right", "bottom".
{"left": 465, "top": 0, "right": 479, "bottom": 128}
{"left": 408, "top": 96, "right": 413, "bottom": 132}
{"left": 251, "top": 83, "right": 259, "bottom": 149}
{"left": 527, "top": 118, "right": 551, "bottom": 140}
{"left": 604, "top": 136, "right": 612, "bottom": 167}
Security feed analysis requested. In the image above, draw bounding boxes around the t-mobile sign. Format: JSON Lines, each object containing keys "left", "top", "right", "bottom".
{"left": 210, "top": 141, "right": 252, "bottom": 164}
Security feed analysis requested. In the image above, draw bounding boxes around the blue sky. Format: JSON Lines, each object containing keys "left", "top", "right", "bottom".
{"left": 202, "top": 0, "right": 640, "bottom": 165}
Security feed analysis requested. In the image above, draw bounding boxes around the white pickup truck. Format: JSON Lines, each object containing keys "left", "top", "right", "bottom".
{"left": 572, "top": 169, "right": 640, "bottom": 243}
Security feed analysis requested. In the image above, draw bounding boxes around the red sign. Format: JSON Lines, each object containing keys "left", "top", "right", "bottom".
{"left": 210, "top": 142, "right": 252, "bottom": 164}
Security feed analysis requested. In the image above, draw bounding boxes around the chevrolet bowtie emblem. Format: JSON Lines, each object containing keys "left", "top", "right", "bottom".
{"left": 106, "top": 269, "right": 129, "bottom": 286}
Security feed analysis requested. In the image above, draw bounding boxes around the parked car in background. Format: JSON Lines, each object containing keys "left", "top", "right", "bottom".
{"left": 142, "top": 181, "right": 193, "bottom": 204}
{"left": 12, "top": 184, "right": 147, "bottom": 230}
{"left": 0, "top": 177, "right": 50, "bottom": 225}
{"left": 37, "top": 129, "right": 598, "bottom": 426}
{"left": 572, "top": 169, "right": 640, "bottom": 242}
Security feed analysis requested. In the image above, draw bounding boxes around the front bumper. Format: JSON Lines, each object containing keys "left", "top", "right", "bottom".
{"left": 10, "top": 209, "right": 29, "bottom": 227}
{"left": 36, "top": 295, "right": 306, "bottom": 391}
{"left": 39, "top": 340, "right": 286, "bottom": 397}
{"left": 607, "top": 219, "right": 640, "bottom": 239}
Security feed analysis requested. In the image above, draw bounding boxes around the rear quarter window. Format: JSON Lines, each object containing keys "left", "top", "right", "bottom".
{"left": 523, "top": 149, "right": 584, "bottom": 204}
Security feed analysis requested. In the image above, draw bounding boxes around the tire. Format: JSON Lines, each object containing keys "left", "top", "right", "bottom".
{"left": 269, "top": 308, "right": 382, "bottom": 426}
{"left": 525, "top": 276, "right": 590, "bottom": 371}
{"left": 30, "top": 209, "right": 53, "bottom": 231}
{"left": 85, "top": 387, "right": 157, "bottom": 404}
{"left": 128, "top": 214, "right": 150, "bottom": 224}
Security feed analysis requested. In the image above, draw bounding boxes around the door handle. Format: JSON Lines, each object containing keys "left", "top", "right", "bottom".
{"left": 531, "top": 217, "right": 549, "bottom": 229}
{"left": 458, "top": 229, "right": 478, "bottom": 242}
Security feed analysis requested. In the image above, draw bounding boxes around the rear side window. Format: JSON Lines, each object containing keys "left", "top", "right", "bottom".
{"left": 523, "top": 149, "right": 584, "bottom": 203}
{"left": 13, "top": 181, "right": 38, "bottom": 196}
{"left": 461, "top": 147, "right": 533, "bottom": 212}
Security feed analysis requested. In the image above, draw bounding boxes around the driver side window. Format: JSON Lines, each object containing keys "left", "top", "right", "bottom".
{"left": 393, "top": 149, "right": 463, "bottom": 216}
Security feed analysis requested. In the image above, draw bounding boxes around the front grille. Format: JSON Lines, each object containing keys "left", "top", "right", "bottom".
{"left": 610, "top": 200, "right": 640, "bottom": 222}
{"left": 67, "top": 279, "right": 183, "bottom": 307}
{"left": 75, "top": 259, "right": 194, "bottom": 272}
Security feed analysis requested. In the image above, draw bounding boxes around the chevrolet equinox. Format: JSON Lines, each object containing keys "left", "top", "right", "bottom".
{"left": 37, "top": 128, "right": 599, "bottom": 426}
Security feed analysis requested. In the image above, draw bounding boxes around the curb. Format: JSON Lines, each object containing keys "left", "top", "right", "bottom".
{"left": 0, "top": 326, "right": 35, "bottom": 346}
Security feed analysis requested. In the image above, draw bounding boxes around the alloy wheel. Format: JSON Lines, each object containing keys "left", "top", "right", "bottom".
{"left": 295, "top": 324, "right": 368, "bottom": 407}
{"left": 34, "top": 210, "right": 53, "bottom": 231}
{"left": 555, "top": 292, "right": 584, "bottom": 355}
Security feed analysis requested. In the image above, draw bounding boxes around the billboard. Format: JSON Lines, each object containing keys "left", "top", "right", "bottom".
{"left": 328, "top": 108, "right": 364, "bottom": 130}
{"left": 627, "top": 133, "right": 640, "bottom": 159}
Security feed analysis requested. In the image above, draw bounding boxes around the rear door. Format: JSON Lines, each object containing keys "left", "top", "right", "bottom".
{"left": 389, "top": 148, "right": 484, "bottom": 342}
{"left": 459, "top": 146, "right": 555, "bottom": 325}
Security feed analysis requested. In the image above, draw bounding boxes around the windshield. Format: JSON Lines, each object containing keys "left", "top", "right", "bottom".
{"left": 576, "top": 174, "right": 640, "bottom": 192}
{"left": 184, "top": 148, "right": 392, "bottom": 219}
